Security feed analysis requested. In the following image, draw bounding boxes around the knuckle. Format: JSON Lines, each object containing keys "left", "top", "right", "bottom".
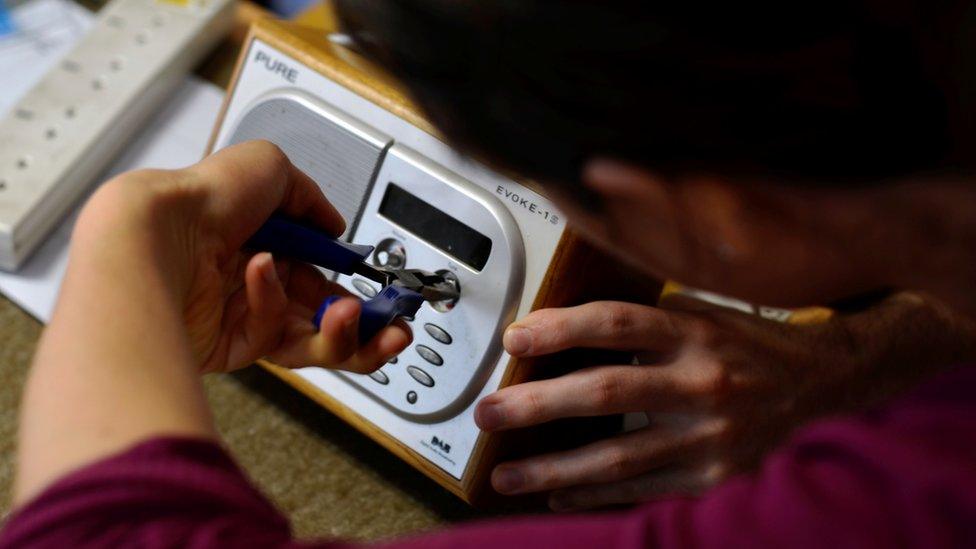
{"left": 236, "top": 140, "right": 291, "bottom": 179}
{"left": 591, "top": 371, "right": 621, "bottom": 410}
{"left": 690, "top": 362, "right": 733, "bottom": 407}
{"left": 252, "top": 139, "right": 288, "bottom": 162}
{"left": 686, "top": 317, "right": 719, "bottom": 346}
{"left": 518, "top": 389, "right": 548, "bottom": 423}
{"left": 707, "top": 417, "right": 736, "bottom": 448}
{"left": 603, "top": 447, "right": 634, "bottom": 478}
{"left": 703, "top": 460, "right": 732, "bottom": 486}
{"left": 601, "top": 302, "right": 634, "bottom": 334}
{"left": 533, "top": 462, "right": 560, "bottom": 489}
{"left": 534, "top": 308, "right": 568, "bottom": 335}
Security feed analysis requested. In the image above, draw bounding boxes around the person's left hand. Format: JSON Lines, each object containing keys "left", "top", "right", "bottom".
{"left": 474, "top": 299, "right": 869, "bottom": 511}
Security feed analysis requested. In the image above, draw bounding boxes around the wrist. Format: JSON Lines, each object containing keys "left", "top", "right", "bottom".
{"left": 74, "top": 170, "right": 205, "bottom": 303}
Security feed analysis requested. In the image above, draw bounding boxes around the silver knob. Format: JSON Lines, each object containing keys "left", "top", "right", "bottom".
{"left": 373, "top": 238, "right": 406, "bottom": 269}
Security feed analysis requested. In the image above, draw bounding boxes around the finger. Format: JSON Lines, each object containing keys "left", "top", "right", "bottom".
{"left": 504, "top": 301, "right": 690, "bottom": 357}
{"left": 490, "top": 425, "right": 704, "bottom": 495}
{"left": 547, "top": 466, "right": 714, "bottom": 512}
{"left": 270, "top": 298, "right": 412, "bottom": 372}
{"left": 334, "top": 324, "right": 412, "bottom": 373}
{"left": 305, "top": 297, "right": 363, "bottom": 365}
{"left": 194, "top": 140, "right": 345, "bottom": 243}
{"left": 475, "top": 365, "right": 695, "bottom": 431}
{"left": 283, "top": 262, "right": 353, "bottom": 311}
{"left": 225, "top": 253, "right": 290, "bottom": 369}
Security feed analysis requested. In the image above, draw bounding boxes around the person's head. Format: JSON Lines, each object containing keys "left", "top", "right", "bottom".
{"left": 334, "top": 0, "right": 976, "bottom": 312}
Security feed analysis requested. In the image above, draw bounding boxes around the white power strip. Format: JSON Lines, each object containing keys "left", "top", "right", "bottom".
{"left": 0, "top": 0, "right": 234, "bottom": 271}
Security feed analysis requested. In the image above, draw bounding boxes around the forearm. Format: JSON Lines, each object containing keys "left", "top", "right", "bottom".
{"left": 836, "top": 290, "right": 976, "bottom": 409}
{"left": 15, "top": 184, "right": 215, "bottom": 504}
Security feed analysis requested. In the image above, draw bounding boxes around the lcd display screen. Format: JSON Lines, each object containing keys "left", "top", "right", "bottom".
{"left": 378, "top": 183, "right": 492, "bottom": 271}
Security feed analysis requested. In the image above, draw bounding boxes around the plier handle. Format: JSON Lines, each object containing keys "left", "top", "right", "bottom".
{"left": 246, "top": 216, "right": 459, "bottom": 343}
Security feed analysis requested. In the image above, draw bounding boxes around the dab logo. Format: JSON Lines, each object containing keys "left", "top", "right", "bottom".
{"left": 431, "top": 436, "right": 451, "bottom": 454}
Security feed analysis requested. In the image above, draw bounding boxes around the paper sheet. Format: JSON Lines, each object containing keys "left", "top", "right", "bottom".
{"left": 0, "top": 77, "right": 226, "bottom": 322}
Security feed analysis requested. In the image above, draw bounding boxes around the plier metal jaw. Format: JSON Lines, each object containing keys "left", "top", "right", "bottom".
{"left": 353, "top": 262, "right": 459, "bottom": 302}
{"left": 247, "top": 216, "right": 460, "bottom": 343}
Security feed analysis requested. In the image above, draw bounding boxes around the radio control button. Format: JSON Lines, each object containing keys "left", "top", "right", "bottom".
{"left": 352, "top": 278, "right": 378, "bottom": 298}
{"left": 415, "top": 345, "right": 443, "bottom": 366}
{"left": 406, "top": 391, "right": 418, "bottom": 404}
{"left": 369, "top": 370, "right": 389, "bottom": 385}
{"left": 423, "top": 323, "right": 452, "bottom": 344}
{"left": 407, "top": 366, "right": 435, "bottom": 387}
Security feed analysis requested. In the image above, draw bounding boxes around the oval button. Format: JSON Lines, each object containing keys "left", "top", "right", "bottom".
{"left": 423, "top": 323, "right": 453, "bottom": 345}
{"left": 407, "top": 365, "right": 435, "bottom": 387}
{"left": 352, "top": 278, "right": 378, "bottom": 298}
{"left": 415, "top": 345, "right": 443, "bottom": 366}
{"left": 406, "top": 391, "right": 418, "bottom": 404}
{"left": 369, "top": 370, "right": 389, "bottom": 385}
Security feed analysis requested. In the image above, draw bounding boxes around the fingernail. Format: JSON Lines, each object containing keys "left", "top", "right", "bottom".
{"left": 475, "top": 402, "right": 506, "bottom": 431}
{"left": 493, "top": 466, "right": 524, "bottom": 494}
{"left": 262, "top": 253, "right": 278, "bottom": 284}
{"left": 504, "top": 327, "right": 531, "bottom": 355}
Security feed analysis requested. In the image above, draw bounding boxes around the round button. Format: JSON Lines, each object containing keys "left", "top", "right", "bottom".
{"left": 373, "top": 238, "right": 406, "bottom": 269}
{"left": 406, "top": 391, "right": 418, "bottom": 404}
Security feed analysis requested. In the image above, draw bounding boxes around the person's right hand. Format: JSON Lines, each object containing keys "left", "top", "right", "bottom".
{"left": 75, "top": 140, "right": 411, "bottom": 375}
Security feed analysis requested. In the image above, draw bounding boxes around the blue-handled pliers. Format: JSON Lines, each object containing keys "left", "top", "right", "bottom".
{"left": 246, "top": 216, "right": 459, "bottom": 343}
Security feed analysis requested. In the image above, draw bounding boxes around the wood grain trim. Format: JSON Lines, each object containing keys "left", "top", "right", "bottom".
{"left": 258, "top": 360, "right": 474, "bottom": 502}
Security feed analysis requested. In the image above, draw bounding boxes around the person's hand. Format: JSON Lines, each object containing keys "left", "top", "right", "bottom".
{"left": 75, "top": 140, "right": 411, "bottom": 374}
{"left": 475, "top": 298, "right": 910, "bottom": 511}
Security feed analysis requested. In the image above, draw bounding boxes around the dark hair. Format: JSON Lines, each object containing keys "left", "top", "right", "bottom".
{"left": 334, "top": 0, "right": 976, "bottom": 187}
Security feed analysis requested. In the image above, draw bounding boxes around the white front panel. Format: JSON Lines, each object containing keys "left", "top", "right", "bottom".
{"left": 214, "top": 39, "right": 565, "bottom": 479}
{"left": 336, "top": 145, "right": 524, "bottom": 421}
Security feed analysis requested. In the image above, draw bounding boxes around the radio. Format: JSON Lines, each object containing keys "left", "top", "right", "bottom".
{"left": 208, "top": 17, "right": 601, "bottom": 503}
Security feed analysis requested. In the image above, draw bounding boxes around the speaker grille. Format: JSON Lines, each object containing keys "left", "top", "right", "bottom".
{"left": 228, "top": 96, "right": 389, "bottom": 237}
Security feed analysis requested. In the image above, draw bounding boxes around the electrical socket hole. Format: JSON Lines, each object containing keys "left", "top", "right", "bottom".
{"left": 0, "top": 180, "right": 7, "bottom": 191}
{"left": 135, "top": 31, "right": 149, "bottom": 45}
{"left": 65, "top": 107, "right": 76, "bottom": 119}
{"left": 16, "top": 157, "right": 30, "bottom": 170}
{"left": 45, "top": 128, "right": 57, "bottom": 140}
{"left": 110, "top": 57, "right": 124, "bottom": 71}
{"left": 92, "top": 77, "right": 105, "bottom": 91}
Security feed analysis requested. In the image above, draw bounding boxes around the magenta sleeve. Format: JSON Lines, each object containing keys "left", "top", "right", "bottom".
{"left": 3, "top": 365, "right": 975, "bottom": 549}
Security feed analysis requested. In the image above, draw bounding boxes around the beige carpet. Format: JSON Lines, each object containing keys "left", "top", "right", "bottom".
{"left": 0, "top": 295, "right": 528, "bottom": 541}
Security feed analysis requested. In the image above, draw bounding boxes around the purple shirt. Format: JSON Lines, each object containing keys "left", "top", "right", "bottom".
{"left": 3, "top": 364, "right": 976, "bottom": 548}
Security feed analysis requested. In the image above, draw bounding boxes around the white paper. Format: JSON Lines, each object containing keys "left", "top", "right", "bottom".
{"left": 0, "top": 77, "right": 225, "bottom": 321}
{"left": 0, "top": 0, "right": 94, "bottom": 116}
